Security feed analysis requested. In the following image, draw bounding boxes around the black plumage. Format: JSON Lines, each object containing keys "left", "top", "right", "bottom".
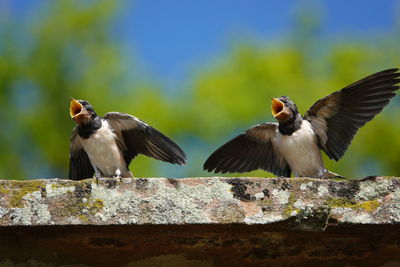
{"left": 204, "top": 123, "right": 291, "bottom": 176}
{"left": 204, "top": 68, "right": 400, "bottom": 178}
{"left": 104, "top": 112, "right": 186, "bottom": 167}
{"left": 305, "top": 68, "right": 400, "bottom": 160}
{"left": 69, "top": 100, "right": 186, "bottom": 180}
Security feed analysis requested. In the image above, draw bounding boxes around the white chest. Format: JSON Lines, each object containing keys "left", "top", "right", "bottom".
{"left": 275, "top": 120, "right": 324, "bottom": 177}
{"left": 79, "top": 120, "right": 125, "bottom": 176}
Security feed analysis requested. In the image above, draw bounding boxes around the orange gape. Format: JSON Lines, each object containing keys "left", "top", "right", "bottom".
{"left": 271, "top": 98, "right": 291, "bottom": 122}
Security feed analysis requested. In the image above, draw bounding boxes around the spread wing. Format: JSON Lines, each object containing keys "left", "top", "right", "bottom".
{"left": 304, "top": 68, "right": 400, "bottom": 161}
{"left": 203, "top": 123, "right": 291, "bottom": 177}
{"left": 103, "top": 112, "right": 186, "bottom": 166}
{"left": 69, "top": 127, "right": 95, "bottom": 180}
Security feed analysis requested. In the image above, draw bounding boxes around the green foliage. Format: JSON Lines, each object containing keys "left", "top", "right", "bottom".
{"left": 0, "top": 1, "right": 399, "bottom": 179}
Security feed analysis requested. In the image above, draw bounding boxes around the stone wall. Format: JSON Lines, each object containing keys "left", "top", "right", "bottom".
{"left": 0, "top": 177, "right": 399, "bottom": 266}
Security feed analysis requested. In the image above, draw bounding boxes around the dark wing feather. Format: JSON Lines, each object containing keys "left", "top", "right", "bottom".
{"left": 203, "top": 123, "right": 291, "bottom": 177}
{"left": 104, "top": 112, "right": 186, "bottom": 166}
{"left": 305, "top": 68, "right": 400, "bottom": 161}
{"left": 69, "top": 127, "right": 94, "bottom": 180}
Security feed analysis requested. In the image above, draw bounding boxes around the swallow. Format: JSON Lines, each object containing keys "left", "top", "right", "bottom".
{"left": 69, "top": 99, "right": 186, "bottom": 180}
{"left": 204, "top": 68, "right": 400, "bottom": 178}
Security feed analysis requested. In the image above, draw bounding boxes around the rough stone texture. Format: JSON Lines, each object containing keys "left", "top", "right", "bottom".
{"left": 0, "top": 177, "right": 399, "bottom": 266}
{"left": 0, "top": 176, "right": 399, "bottom": 227}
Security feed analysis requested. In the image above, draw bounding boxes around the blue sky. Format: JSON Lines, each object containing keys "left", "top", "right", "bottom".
{"left": 4, "top": 0, "right": 400, "bottom": 83}
{"left": 117, "top": 0, "right": 399, "bottom": 83}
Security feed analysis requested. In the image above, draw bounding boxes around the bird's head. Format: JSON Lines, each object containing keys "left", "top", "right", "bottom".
{"left": 271, "top": 96, "right": 299, "bottom": 123}
{"left": 70, "top": 98, "right": 97, "bottom": 124}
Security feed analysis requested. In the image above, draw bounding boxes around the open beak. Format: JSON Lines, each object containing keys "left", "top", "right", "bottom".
{"left": 271, "top": 98, "right": 284, "bottom": 117}
{"left": 70, "top": 98, "right": 83, "bottom": 118}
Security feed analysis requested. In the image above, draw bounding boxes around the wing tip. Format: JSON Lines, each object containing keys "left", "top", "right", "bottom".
{"left": 175, "top": 157, "right": 187, "bottom": 166}
{"left": 378, "top": 68, "right": 399, "bottom": 75}
{"left": 203, "top": 158, "right": 218, "bottom": 173}
{"left": 173, "top": 149, "right": 187, "bottom": 165}
{"left": 384, "top": 67, "right": 399, "bottom": 72}
{"left": 203, "top": 162, "right": 212, "bottom": 172}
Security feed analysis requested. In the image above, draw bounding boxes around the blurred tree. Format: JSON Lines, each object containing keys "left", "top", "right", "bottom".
{"left": 0, "top": 1, "right": 399, "bottom": 179}
{"left": 0, "top": 0, "right": 180, "bottom": 179}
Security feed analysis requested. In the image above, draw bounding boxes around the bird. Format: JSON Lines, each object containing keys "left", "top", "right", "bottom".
{"left": 69, "top": 98, "right": 186, "bottom": 180}
{"left": 203, "top": 68, "right": 400, "bottom": 178}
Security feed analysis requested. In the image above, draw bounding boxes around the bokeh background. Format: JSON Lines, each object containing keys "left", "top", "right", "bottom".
{"left": 0, "top": 0, "right": 399, "bottom": 180}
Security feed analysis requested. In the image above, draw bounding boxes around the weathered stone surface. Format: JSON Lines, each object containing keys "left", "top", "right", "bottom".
{"left": 0, "top": 177, "right": 399, "bottom": 266}
{"left": 0, "top": 177, "right": 399, "bottom": 227}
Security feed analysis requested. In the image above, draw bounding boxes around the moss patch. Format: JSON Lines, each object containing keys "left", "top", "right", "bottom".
{"left": 2, "top": 181, "right": 46, "bottom": 208}
{"left": 91, "top": 199, "right": 105, "bottom": 212}
{"left": 356, "top": 200, "right": 380, "bottom": 212}
{"left": 50, "top": 184, "right": 64, "bottom": 190}
{"left": 327, "top": 198, "right": 380, "bottom": 212}
{"left": 284, "top": 193, "right": 300, "bottom": 217}
{"left": 56, "top": 191, "right": 104, "bottom": 220}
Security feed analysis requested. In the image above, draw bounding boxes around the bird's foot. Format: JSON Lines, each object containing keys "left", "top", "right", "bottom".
{"left": 93, "top": 168, "right": 102, "bottom": 184}
{"left": 112, "top": 174, "right": 122, "bottom": 182}
{"left": 113, "top": 169, "right": 122, "bottom": 182}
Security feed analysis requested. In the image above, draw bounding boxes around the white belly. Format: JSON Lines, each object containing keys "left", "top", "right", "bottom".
{"left": 275, "top": 120, "right": 325, "bottom": 177}
{"left": 80, "top": 120, "right": 126, "bottom": 177}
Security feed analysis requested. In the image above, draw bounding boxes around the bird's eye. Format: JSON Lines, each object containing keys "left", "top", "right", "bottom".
{"left": 81, "top": 101, "right": 87, "bottom": 106}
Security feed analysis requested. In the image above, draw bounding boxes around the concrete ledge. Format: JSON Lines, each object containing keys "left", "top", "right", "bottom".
{"left": 0, "top": 177, "right": 399, "bottom": 227}
{"left": 0, "top": 177, "right": 399, "bottom": 266}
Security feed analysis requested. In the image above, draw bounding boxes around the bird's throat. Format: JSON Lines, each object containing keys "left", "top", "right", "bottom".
{"left": 278, "top": 114, "right": 303, "bottom": 135}
{"left": 77, "top": 115, "right": 102, "bottom": 139}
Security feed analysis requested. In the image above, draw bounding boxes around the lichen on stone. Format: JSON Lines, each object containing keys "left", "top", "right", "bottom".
{"left": 283, "top": 193, "right": 300, "bottom": 217}
{"left": 271, "top": 188, "right": 290, "bottom": 205}
{"left": 327, "top": 198, "right": 380, "bottom": 212}
{"left": 210, "top": 201, "right": 245, "bottom": 223}
{"left": 6, "top": 180, "right": 46, "bottom": 208}
{"left": 55, "top": 190, "right": 104, "bottom": 222}
{"left": 356, "top": 179, "right": 392, "bottom": 201}
{"left": 226, "top": 179, "right": 256, "bottom": 202}
{"left": 0, "top": 177, "right": 397, "bottom": 227}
